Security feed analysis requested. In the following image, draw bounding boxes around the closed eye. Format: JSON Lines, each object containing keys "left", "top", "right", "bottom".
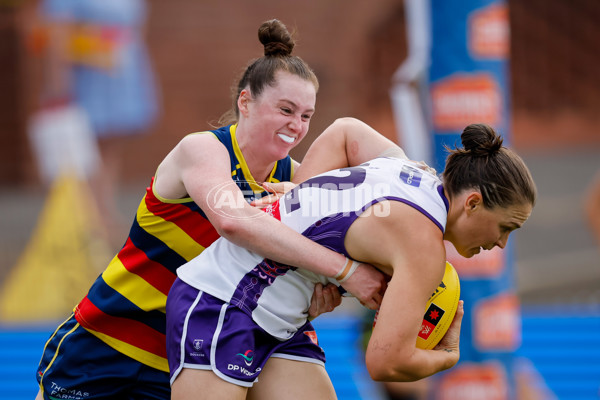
{"left": 501, "top": 223, "right": 519, "bottom": 233}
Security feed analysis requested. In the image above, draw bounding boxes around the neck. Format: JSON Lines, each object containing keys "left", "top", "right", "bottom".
{"left": 442, "top": 187, "right": 456, "bottom": 243}
{"left": 236, "top": 127, "right": 275, "bottom": 183}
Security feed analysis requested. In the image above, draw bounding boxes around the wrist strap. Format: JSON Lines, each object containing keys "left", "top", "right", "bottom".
{"left": 334, "top": 257, "right": 360, "bottom": 283}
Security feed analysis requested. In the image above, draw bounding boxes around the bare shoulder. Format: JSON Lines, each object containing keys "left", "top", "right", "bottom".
{"left": 345, "top": 201, "right": 444, "bottom": 274}
{"left": 155, "top": 133, "right": 228, "bottom": 199}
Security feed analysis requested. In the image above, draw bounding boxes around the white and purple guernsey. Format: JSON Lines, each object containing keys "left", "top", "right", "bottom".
{"left": 177, "top": 157, "right": 449, "bottom": 340}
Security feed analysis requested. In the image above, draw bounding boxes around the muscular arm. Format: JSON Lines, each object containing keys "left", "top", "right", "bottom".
{"left": 293, "top": 117, "right": 405, "bottom": 183}
{"left": 345, "top": 201, "right": 461, "bottom": 381}
{"left": 154, "top": 133, "right": 385, "bottom": 308}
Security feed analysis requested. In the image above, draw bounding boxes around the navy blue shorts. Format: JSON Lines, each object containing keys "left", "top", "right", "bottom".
{"left": 36, "top": 314, "right": 170, "bottom": 400}
{"left": 166, "top": 278, "right": 326, "bottom": 387}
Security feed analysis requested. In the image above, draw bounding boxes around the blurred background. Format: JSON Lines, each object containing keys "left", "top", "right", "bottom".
{"left": 0, "top": 0, "right": 598, "bottom": 399}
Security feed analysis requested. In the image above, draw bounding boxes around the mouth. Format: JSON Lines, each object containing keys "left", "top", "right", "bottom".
{"left": 475, "top": 245, "right": 495, "bottom": 254}
{"left": 277, "top": 133, "right": 296, "bottom": 144}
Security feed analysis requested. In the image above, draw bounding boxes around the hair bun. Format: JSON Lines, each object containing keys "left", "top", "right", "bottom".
{"left": 258, "top": 19, "right": 294, "bottom": 56}
{"left": 461, "top": 123, "right": 503, "bottom": 157}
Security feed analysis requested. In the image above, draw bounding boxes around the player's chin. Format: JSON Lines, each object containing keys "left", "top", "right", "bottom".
{"left": 459, "top": 247, "right": 480, "bottom": 258}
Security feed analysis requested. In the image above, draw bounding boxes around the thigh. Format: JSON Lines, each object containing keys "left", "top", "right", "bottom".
{"left": 171, "top": 368, "right": 247, "bottom": 400}
{"left": 247, "top": 358, "right": 337, "bottom": 400}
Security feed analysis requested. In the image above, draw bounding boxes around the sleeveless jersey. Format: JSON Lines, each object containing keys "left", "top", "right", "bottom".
{"left": 177, "top": 157, "right": 449, "bottom": 340}
{"left": 74, "top": 124, "right": 293, "bottom": 372}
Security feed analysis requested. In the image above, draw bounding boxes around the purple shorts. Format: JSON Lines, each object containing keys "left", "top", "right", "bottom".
{"left": 166, "top": 278, "right": 326, "bottom": 387}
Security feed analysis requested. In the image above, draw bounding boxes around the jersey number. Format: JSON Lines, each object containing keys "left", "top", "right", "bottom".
{"left": 284, "top": 166, "right": 368, "bottom": 213}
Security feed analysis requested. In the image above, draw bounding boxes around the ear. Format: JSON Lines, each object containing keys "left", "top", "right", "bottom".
{"left": 464, "top": 192, "right": 483, "bottom": 214}
{"left": 237, "top": 89, "right": 251, "bottom": 117}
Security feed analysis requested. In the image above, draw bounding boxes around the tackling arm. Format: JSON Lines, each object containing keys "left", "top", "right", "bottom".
{"left": 154, "top": 133, "right": 386, "bottom": 309}
{"left": 293, "top": 117, "right": 404, "bottom": 184}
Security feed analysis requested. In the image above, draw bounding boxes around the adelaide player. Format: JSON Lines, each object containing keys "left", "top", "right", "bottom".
{"left": 166, "top": 118, "right": 537, "bottom": 399}
{"left": 34, "top": 20, "right": 387, "bottom": 400}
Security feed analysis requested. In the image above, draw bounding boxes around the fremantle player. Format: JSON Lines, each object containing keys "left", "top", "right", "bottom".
{"left": 166, "top": 120, "right": 537, "bottom": 400}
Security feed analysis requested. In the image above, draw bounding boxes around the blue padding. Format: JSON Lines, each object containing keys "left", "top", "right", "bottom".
{"left": 1, "top": 307, "right": 599, "bottom": 400}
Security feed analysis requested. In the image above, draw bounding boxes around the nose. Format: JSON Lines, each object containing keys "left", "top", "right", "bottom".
{"left": 495, "top": 233, "right": 509, "bottom": 249}
{"left": 288, "top": 114, "right": 305, "bottom": 133}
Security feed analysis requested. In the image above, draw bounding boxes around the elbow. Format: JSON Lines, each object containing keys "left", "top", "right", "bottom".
{"left": 365, "top": 350, "right": 419, "bottom": 383}
{"left": 331, "top": 117, "right": 361, "bottom": 132}
{"left": 365, "top": 358, "right": 391, "bottom": 382}
{"left": 212, "top": 215, "right": 246, "bottom": 240}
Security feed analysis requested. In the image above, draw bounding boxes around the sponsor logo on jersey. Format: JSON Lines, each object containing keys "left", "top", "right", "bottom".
{"left": 48, "top": 381, "right": 91, "bottom": 399}
{"left": 262, "top": 200, "right": 281, "bottom": 220}
{"left": 304, "top": 330, "right": 319, "bottom": 346}
{"left": 189, "top": 338, "right": 206, "bottom": 358}
{"left": 400, "top": 165, "right": 423, "bottom": 187}
{"left": 419, "top": 303, "right": 445, "bottom": 340}
{"left": 228, "top": 349, "right": 262, "bottom": 377}
{"left": 237, "top": 349, "right": 254, "bottom": 366}
{"left": 227, "top": 363, "right": 262, "bottom": 377}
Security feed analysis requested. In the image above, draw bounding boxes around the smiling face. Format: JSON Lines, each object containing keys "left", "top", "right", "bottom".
{"left": 238, "top": 70, "right": 316, "bottom": 161}
{"left": 445, "top": 191, "right": 533, "bottom": 258}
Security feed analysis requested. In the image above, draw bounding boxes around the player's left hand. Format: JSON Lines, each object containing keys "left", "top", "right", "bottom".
{"left": 308, "top": 283, "right": 343, "bottom": 320}
{"left": 433, "top": 300, "right": 464, "bottom": 367}
{"left": 251, "top": 181, "right": 297, "bottom": 208}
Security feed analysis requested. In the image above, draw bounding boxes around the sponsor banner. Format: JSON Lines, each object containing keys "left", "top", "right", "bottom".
{"left": 429, "top": 0, "right": 511, "bottom": 173}
{"left": 445, "top": 241, "right": 505, "bottom": 279}
{"left": 431, "top": 72, "right": 502, "bottom": 132}
{"left": 473, "top": 292, "right": 521, "bottom": 351}
{"left": 437, "top": 361, "right": 510, "bottom": 400}
{"left": 468, "top": 2, "right": 510, "bottom": 59}
{"left": 428, "top": 1, "right": 519, "bottom": 398}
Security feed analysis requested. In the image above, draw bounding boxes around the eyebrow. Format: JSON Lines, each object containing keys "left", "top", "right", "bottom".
{"left": 280, "top": 99, "right": 315, "bottom": 113}
{"left": 503, "top": 222, "right": 521, "bottom": 230}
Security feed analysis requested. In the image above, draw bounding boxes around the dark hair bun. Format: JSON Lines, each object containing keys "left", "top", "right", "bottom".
{"left": 461, "top": 123, "right": 503, "bottom": 157}
{"left": 258, "top": 19, "right": 294, "bottom": 56}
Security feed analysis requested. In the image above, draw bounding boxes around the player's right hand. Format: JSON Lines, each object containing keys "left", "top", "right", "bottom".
{"left": 251, "top": 181, "right": 296, "bottom": 208}
{"left": 340, "top": 262, "right": 387, "bottom": 310}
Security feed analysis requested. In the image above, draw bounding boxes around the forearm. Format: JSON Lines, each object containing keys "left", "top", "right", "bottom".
{"left": 367, "top": 347, "right": 456, "bottom": 382}
{"left": 216, "top": 204, "right": 345, "bottom": 277}
{"left": 294, "top": 117, "right": 401, "bottom": 183}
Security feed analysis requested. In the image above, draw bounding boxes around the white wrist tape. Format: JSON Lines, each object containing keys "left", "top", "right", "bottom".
{"left": 334, "top": 257, "right": 360, "bottom": 283}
